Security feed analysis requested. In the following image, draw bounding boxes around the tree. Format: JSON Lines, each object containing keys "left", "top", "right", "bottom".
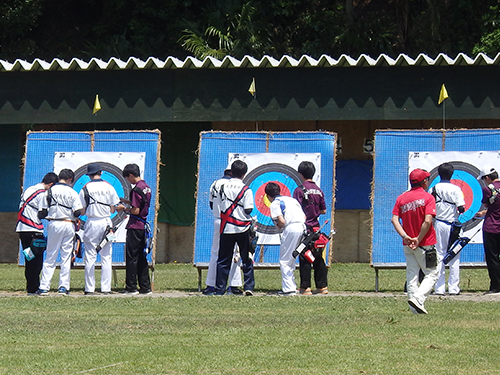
{"left": 179, "top": 0, "right": 270, "bottom": 59}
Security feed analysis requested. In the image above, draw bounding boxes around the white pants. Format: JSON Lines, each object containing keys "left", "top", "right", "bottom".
{"left": 83, "top": 217, "right": 113, "bottom": 293}
{"left": 434, "top": 220, "right": 460, "bottom": 294}
{"left": 280, "top": 223, "right": 305, "bottom": 293}
{"left": 206, "top": 218, "right": 242, "bottom": 287}
{"left": 40, "top": 220, "right": 75, "bottom": 291}
{"left": 404, "top": 245, "right": 439, "bottom": 305}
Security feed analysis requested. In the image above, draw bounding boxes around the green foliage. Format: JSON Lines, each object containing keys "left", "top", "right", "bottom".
{"left": 0, "top": 0, "right": 42, "bottom": 59}
{"left": 473, "top": 5, "right": 500, "bottom": 56}
{"left": 1, "top": 0, "right": 500, "bottom": 62}
{"left": 178, "top": 0, "right": 271, "bottom": 59}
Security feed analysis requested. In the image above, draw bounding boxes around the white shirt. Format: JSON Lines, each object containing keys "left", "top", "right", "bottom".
{"left": 270, "top": 195, "right": 306, "bottom": 227}
{"left": 215, "top": 178, "right": 254, "bottom": 234}
{"left": 431, "top": 181, "right": 465, "bottom": 222}
{"left": 42, "top": 183, "right": 83, "bottom": 220}
{"left": 79, "top": 179, "right": 120, "bottom": 219}
{"left": 209, "top": 176, "right": 231, "bottom": 219}
{"left": 16, "top": 183, "right": 46, "bottom": 232}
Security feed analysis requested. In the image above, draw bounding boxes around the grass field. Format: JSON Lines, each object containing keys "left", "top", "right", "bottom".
{"left": 1, "top": 263, "right": 500, "bottom": 374}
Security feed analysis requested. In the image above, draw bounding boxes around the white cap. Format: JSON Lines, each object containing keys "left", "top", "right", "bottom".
{"left": 478, "top": 166, "right": 497, "bottom": 180}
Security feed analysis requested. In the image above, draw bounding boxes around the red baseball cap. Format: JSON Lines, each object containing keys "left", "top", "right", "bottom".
{"left": 409, "top": 168, "right": 430, "bottom": 184}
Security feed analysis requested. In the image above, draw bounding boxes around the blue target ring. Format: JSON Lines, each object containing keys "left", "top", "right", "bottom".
{"left": 73, "top": 162, "right": 131, "bottom": 228}
{"left": 243, "top": 163, "right": 302, "bottom": 235}
{"left": 429, "top": 161, "right": 484, "bottom": 232}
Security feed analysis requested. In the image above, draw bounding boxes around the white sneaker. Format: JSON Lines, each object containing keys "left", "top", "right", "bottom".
{"left": 408, "top": 297, "right": 428, "bottom": 314}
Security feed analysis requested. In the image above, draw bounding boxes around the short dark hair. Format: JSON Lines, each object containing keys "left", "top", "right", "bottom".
{"left": 438, "top": 163, "right": 454, "bottom": 180}
{"left": 58, "top": 169, "right": 74, "bottom": 181}
{"left": 265, "top": 182, "right": 280, "bottom": 198}
{"left": 42, "top": 172, "right": 58, "bottom": 185}
{"left": 123, "top": 163, "right": 140, "bottom": 178}
{"left": 231, "top": 160, "right": 248, "bottom": 178}
{"left": 298, "top": 161, "right": 315, "bottom": 180}
{"left": 486, "top": 171, "right": 499, "bottom": 180}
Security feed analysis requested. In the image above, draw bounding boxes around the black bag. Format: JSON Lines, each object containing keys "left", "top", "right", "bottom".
{"left": 425, "top": 246, "right": 437, "bottom": 268}
{"left": 30, "top": 234, "right": 47, "bottom": 256}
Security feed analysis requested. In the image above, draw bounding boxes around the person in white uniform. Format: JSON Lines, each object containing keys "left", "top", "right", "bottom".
{"left": 38, "top": 169, "right": 83, "bottom": 295}
{"left": 266, "top": 182, "right": 306, "bottom": 296}
{"left": 79, "top": 163, "right": 120, "bottom": 295}
{"left": 214, "top": 160, "right": 255, "bottom": 295}
{"left": 430, "top": 163, "right": 465, "bottom": 295}
{"left": 203, "top": 168, "right": 243, "bottom": 295}
{"left": 16, "top": 172, "right": 58, "bottom": 294}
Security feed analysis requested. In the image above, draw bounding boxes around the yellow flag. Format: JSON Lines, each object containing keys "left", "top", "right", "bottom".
{"left": 438, "top": 84, "right": 448, "bottom": 105}
{"left": 93, "top": 94, "right": 101, "bottom": 114}
{"left": 248, "top": 77, "right": 256, "bottom": 96}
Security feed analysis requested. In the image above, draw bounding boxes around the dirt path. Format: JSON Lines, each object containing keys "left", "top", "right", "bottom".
{"left": 0, "top": 290, "right": 498, "bottom": 301}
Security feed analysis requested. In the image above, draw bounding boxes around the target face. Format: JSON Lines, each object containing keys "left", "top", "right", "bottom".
{"left": 428, "top": 161, "right": 484, "bottom": 233}
{"left": 244, "top": 163, "right": 303, "bottom": 237}
{"left": 53, "top": 151, "right": 146, "bottom": 242}
{"left": 73, "top": 162, "right": 132, "bottom": 228}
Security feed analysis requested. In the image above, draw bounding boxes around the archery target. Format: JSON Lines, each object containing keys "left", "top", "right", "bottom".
{"left": 408, "top": 151, "right": 500, "bottom": 242}
{"left": 244, "top": 163, "right": 303, "bottom": 236}
{"left": 229, "top": 153, "right": 320, "bottom": 245}
{"left": 53, "top": 151, "right": 146, "bottom": 242}
{"left": 428, "top": 161, "right": 484, "bottom": 232}
{"left": 72, "top": 162, "right": 132, "bottom": 229}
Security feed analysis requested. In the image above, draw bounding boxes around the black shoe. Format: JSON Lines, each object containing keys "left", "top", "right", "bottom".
{"left": 227, "top": 287, "right": 243, "bottom": 295}
{"left": 84, "top": 291, "right": 94, "bottom": 296}
{"left": 202, "top": 286, "right": 216, "bottom": 296}
{"left": 484, "top": 290, "right": 500, "bottom": 295}
{"left": 122, "top": 290, "right": 139, "bottom": 296}
{"left": 244, "top": 290, "right": 254, "bottom": 296}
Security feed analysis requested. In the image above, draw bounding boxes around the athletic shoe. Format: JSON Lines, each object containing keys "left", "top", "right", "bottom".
{"left": 244, "top": 290, "right": 254, "bottom": 296}
{"left": 408, "top": 297, "right": 428, "bottom": 314}
{"left": 35, "top": 289, "right": 49, "bottom": 296}
{"left": 298, "top": 288, "right": 312, "bottom": 295}
{"left": 313, "top": 287, "right": 328, "bottom": 295}
{"left": 484, "top": 290, "right": 500, "bottom": 295}
{"left": 449, "top": 292, "right": 461, "bottom": 296}
{"left": 140, "top": 291, "right": 153, "bottom": 295}
{"left": 202, "top": 286, "right": 216, "bottom": 296}
{"left": 58, "top": 287, "right": 70, "bottom": 296}
{"left": 123, "top": 290, "right": 139, "bottom": 296}
{"left": 84, "top": 291, "right": 95, "bottom": 296}
{"left": 101, "top": 291, "right": 112, "bottom": 295}
{"left": 278, "top": 290, "right": 297, "bottom": 296}
{"left": 227, "top": 287, "right": 243, "bottom": 295}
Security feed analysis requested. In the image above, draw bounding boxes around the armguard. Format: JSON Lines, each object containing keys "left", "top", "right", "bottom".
{"left": 244, "top": 208, "right": 253, "bottom": 215}
{"left": 73, "top": 209, "right": 81, "bottom": 218}
{"left": 38, "top": 209, "right": 48, "bottom": 219}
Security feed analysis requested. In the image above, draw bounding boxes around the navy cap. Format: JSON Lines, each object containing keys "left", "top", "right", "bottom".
{"left": 86, "top": 163, "right": 102, "bottom": 175}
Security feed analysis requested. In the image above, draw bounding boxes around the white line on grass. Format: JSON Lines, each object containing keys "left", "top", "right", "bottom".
{"left": 69, "top": 361, "right": 129, "bottom": 374}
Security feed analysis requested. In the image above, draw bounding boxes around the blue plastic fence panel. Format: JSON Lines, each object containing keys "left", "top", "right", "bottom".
{"left": 372, "top": 129, "right": 500, "bottom": 266}
{"left": 372, "top": 130, "right": 443, "bottom": 265}
{"left": 19, "top": 131, "right": 160, "bottom": 266}
{"left": 194, "top": 131, "right": 336, "bottom": 266}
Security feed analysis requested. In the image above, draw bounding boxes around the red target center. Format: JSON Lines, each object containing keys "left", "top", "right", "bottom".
{"left": 451, "top": 179, "right": 473, "bottom": 210}
{"left": 255, "top": 181, "right": 292, "bottom": 217}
